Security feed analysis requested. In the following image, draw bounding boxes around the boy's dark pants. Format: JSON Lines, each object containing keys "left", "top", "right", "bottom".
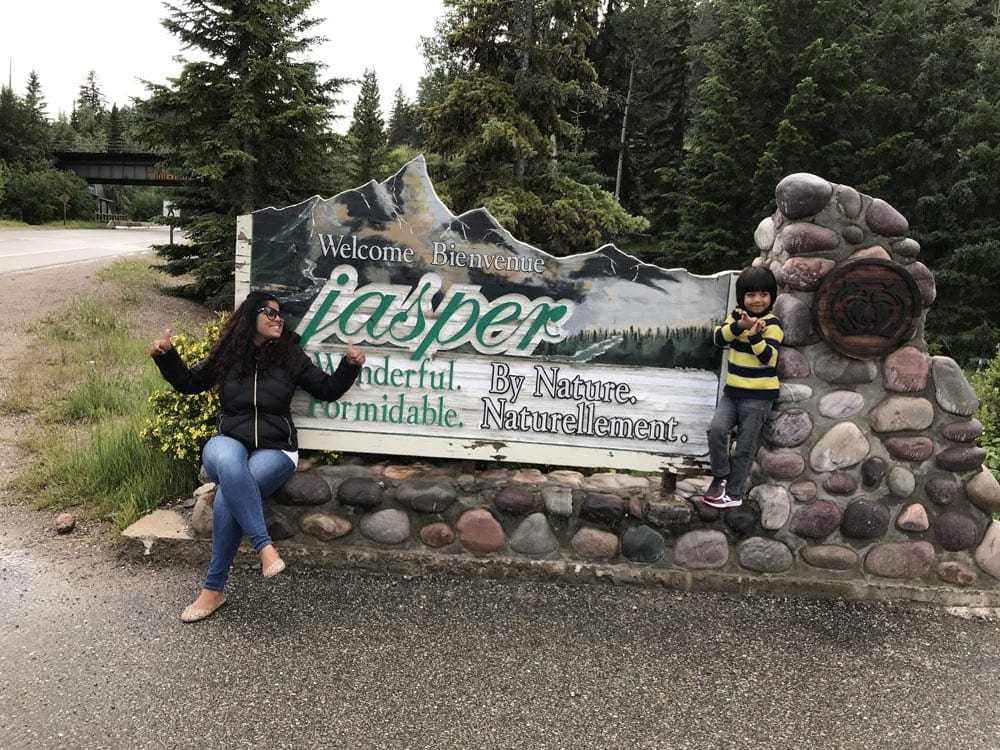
{"left": 707, "top": 394, "right": 773, "bottom": 496}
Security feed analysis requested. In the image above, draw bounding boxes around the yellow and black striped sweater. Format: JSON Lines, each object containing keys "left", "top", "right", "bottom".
{"left": 713, "top": 308, "right": 784, "bottom": 400}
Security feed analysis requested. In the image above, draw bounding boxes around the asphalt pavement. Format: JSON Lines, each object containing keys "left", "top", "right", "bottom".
{"left": 2, "top": 502, "right": 1000, "bottom": 750}
{"left": 0, "top": 226, "right": 172, "bottom": 274}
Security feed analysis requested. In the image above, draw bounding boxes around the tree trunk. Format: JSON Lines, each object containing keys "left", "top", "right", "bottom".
{"left": 615, "top": 57, "right": 635, "bottom": 201}
{"left": 516, "top": 0, "right": 535, "bottom": 183}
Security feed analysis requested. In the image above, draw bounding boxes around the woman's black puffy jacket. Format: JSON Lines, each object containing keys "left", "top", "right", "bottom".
{"left": 153, "top": 344, "right": 361, "bottom": 451}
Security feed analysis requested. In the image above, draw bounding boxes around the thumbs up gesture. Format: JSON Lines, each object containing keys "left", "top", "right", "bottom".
{"left": 150, "top": 328, "right": 174, "bottom": 356}
{"left": 344, "top": 339, "right": 366, "bottom": 366}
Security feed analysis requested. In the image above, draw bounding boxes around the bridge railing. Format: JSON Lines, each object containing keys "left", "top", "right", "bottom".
{"left": 51, "top": 138, "right": 153, "bottom": 154}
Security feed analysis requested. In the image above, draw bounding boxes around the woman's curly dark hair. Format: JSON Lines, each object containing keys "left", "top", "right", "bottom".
{"left": 202, "top": 292, "right": 303, "bottom": 384}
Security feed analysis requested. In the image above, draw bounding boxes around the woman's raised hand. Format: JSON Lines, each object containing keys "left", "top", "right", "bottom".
{"left": 345, "top": 339, "right": 366, "bottom": 366}
{"left": 150, "top": 328, "right": 174, "bottom": 356}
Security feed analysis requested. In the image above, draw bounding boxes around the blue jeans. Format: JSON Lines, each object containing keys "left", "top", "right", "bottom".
{"left": 201, "top": 435, "right": 296, "bottom": 591}
{"left": 707, "top": 394, "right": 773, "bottom": 497}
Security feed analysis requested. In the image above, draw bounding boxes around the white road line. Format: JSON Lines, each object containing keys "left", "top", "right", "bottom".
{"left": 0, "top": 247, "right": 100, "bottom": 258}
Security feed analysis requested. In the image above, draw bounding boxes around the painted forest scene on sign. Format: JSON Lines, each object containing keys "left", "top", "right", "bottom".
{"left": 238, "top": 156, "right": 733, "bottom": 471}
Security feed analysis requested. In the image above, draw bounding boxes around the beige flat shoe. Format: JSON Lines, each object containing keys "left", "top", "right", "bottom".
{"left": 180, "top": 595, "right": 227, "bottom": 623}
{"left": 262, "top": 557, "right": 286, "bottom": 578}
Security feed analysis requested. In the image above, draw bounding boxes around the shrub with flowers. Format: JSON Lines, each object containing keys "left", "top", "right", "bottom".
{"left": 141, "top": 313, "right": 226, "bottom": 464}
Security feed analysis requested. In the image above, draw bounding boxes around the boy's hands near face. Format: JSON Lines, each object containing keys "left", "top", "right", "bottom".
{"left": 738, "top": 311, "right": 757, "bottom": 331}
{"left": 737, "top": 312, "right": 768, "bottom": 335}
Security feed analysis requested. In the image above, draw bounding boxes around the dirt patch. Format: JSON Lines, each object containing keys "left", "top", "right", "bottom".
{"left": 0, "top": 255, "right": 213, "bottom": 547}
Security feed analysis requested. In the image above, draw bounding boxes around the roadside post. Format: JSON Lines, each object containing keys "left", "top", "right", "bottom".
{"left": 163, "top": 201, "right": 178, "bottom": 245}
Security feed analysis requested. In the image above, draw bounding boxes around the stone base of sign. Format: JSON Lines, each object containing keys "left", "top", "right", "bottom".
{"left": 120, "top": 456, "right": 1000, "bottom": 608}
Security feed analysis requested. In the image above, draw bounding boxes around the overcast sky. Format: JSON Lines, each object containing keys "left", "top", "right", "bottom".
{"left": 2, "top": 0, "right": 446, "bottom": 130}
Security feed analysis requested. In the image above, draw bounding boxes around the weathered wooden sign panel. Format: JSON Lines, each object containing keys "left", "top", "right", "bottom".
{"left": 236, "top": 156, "right": 733, "bottom": 471}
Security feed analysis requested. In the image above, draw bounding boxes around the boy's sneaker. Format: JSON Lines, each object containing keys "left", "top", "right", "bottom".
{"left": 704, "top": 491, "right": 742, "bottom": 509}
{"left": 701, "top": 477, "right": 727, "bottom": 504}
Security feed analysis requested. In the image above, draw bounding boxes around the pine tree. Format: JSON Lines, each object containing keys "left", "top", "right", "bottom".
{"left": 134, "top": 0, "right": 348, "bottom": 306}
{"left": 106, "top": 104, "right": 124, "bottom": 153}
{"left": 583, "top": 0, "right": 694, "bottom": 232}
{"left": 424, "top": 0, "right": 647, "bottom": 255}
{"left": 72, "top": 70, "right": 108, "bottom": 148}
{"left": 0, "top": 84, "right": 51, "bottom": 171}
{"left": 24, "top": 71, "right": 47, "bottom": 118}
{"left": 660, "top": 0, "right": 873, "bottom": 273}
{"left": 416, "top": 26, "right": 468, "bottom": 110}
{"left": 909, "top": 0, "right": 1000, "bottom": 364}
{"left": 347, "top": 69, "right": 388, "bottom": 184}
{"left": 77, "top": 70, "right": 106, "bottom": 111}
{"left": 387, "top": 86, "right": 421, "bottom": 147}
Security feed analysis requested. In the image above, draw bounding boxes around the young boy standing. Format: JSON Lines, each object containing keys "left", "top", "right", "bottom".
{"left": 702, "top": 266, "right": 784, "bottom": 509}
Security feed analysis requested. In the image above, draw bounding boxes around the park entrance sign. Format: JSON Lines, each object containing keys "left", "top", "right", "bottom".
{"left": 236, "top": 156, "right": 733, "bottom": 471}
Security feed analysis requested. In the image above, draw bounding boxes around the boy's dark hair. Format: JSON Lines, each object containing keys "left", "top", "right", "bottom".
{"left": 735, "top": 266, "right": 777, "bottom": 310}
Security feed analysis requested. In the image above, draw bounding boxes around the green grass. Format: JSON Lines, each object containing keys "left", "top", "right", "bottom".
{"left": 14, "top": 414, "right": 198, "bottom": 528}
{"left": 26, "top": 298, "right": 151, "bottom": 424}
{"left": 98, "top": 257, "right": 178, "bottom": 307}
{"left": 8, "top": 258, "right": 206, "bottom": 530}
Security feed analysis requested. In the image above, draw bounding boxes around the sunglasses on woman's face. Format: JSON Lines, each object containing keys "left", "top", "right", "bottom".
{"left": 257, "top": 307, "right": 283, "bottom": 320}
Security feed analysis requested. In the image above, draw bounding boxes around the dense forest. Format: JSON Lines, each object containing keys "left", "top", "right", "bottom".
{"left": 1, "top": 0, "right": 997, "bottom": 365}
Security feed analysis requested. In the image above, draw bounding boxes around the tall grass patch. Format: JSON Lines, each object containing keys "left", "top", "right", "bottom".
{"left": 15, "top": 414, "right": 197, "bottom": 528}
{"left": 98, "top": 257, "right": 172, "bottom": 306}
{"left": 24, "top": 298, "right": 150, "bottom": 424}
{"left": 8, "top": 259, "right": 210, "bottom": 529}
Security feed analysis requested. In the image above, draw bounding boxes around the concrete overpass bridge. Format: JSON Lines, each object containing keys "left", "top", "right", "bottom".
{"left": 53, "top": 151, "right": 186, "bottom": 186}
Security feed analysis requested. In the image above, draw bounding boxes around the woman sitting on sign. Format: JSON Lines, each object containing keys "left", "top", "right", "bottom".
{"left": 149, "top": 291, "right": 365, "bottom": 623}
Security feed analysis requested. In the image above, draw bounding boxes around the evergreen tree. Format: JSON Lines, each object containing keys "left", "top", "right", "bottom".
{"left": 424, "top": 0, "right": 647, "bottom": 255}
{"left": 71, "top": 70, "right": 108, "bottom": 148}
{"left": 387, "top": 86, "right": 421, "bottom": 147}
{"left": 557, "top": 105, "right": 607, "bottom": 187}
{"left": 632, "top": 0, "right": 694, "bottom": 234}
{"left": 24, "top": 71, "right": 47, "bottom": 119}
{"left": 416, "top": 23, "right": 470, "bottom": 110}
{"left": 49, "top": 113, "right": 77, "bottom": 150}
{"left": 583, "top": 0, "right": 694, "bottom": 233}
{"left": 911, "top": 0, "right": 1000, "bottom": 364}
{"left": 77, "top": 70, "right": 107, "bottom": 111}
{"left": 347, "top": 69, "right": 388, "bottom": 184}
{"left": 580, "top": 0, "right": 629, "bottom": 194}
{"left": 134, "top": 0, "right": 349, "bottom": 306}
{"left": 660, "top": 0, "right": 878, "bottom": 272}
{"left": 0, "top": 85, "right": 51, "bottom": 172}
{"left": 106, "top": 104, "right": 124, "bottom": 153}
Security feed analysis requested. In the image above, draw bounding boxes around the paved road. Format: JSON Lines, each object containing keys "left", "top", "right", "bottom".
{"left": 0, "top": 227, "right": 172, "bottom": 274}
{"left": 2, "top": 502, "right": 999, "bottom": 750}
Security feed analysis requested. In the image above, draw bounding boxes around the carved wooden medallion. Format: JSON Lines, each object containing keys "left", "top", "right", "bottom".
{"left": 815, "top": 259, "right": 920, "bottom": 359}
